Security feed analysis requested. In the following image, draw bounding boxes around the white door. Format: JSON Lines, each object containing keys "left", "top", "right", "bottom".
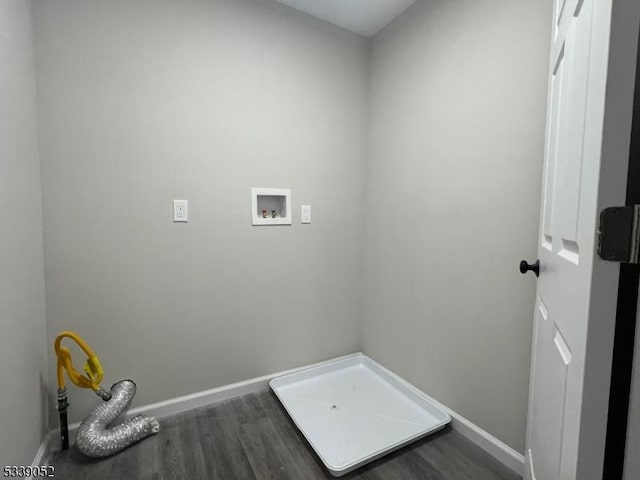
{"left": 525, "top": 0, "right": 640, "bottom": 479}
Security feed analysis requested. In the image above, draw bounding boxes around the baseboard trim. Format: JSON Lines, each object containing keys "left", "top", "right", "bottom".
{"left": 366, "top": 357, "right": 525, "bottom": 475}
{"left": 446, "top": 408, "right": 525, "bottom": 474}
{"left": 27, "top": 432, "right": 52, "bottom": 480}
{"left": 42, "top": 352, "right": 524, "bottom": 475}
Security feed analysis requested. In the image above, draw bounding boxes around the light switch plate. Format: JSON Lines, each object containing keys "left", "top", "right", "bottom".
{"left": 173, "top": 200, "right": 188, "bottom": 222}
{"left": 301, "top": 205, "right": 311, "bottom": 224}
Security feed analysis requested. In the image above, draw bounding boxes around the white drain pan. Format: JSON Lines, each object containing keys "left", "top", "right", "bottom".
{"left": 270, "top": 353, "right": 451, "bottom": 476}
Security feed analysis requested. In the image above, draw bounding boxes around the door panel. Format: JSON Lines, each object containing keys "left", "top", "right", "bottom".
{"left": 554, "top": 2, "right": 591, "bottom": 259}
{"left": 523, "top": 0, "right": 638, "bottom": 478}
{"left": 529, "top": 298, "right": 571, "bottom": 480}
{"left": 541, "top": 46, "right": 564, "bottom": 251}
{"left": 528, "top": 2, "right": 592, "bottom": 478}
{"left": 527, "top": 0, "right": 639, "bottom": 475}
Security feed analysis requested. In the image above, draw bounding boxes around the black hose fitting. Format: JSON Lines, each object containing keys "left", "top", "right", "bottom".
{"left": 95, "top": 386, "right": 112, "bottom": 401}
{"left": 57, "top": 387, "right": 70, "bottom": 450}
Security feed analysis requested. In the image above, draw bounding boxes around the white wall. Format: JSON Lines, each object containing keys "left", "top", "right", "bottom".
{"left": 0, "top": 0, "right": 48, "bottom": 466}
{"left": 33, "top": 0, "right": 369, "bottom": 425}
{"left": 362, "top": 0, "right": 552, "bottom": 452}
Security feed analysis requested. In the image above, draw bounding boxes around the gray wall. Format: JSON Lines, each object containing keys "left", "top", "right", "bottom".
{"left": 32, "top": 0, "right": 553, "bottom": 455}
{"left": 0, "top": 0, "right": 48, "bottom": 466}
{"left": 362, "top": 0, "right": 552, "bottom": 452}
{"left": 34, "top": 0, "right": 369, "bottom": 425}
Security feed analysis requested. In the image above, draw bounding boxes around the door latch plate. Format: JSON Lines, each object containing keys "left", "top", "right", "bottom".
{"left": 598, "top": 205, "right": 640, "bottom": 263}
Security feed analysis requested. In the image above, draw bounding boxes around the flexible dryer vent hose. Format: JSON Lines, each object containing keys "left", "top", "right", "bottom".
{"left": 76, "top": 380, "right": 160, "bottom": 458}
{"left": 54, "top": 331, "right": 159, "bottom": 456}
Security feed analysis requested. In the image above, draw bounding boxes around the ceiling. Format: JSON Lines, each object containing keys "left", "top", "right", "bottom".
{"left": 273, "top": 0, "right": 416, "bottom": 38}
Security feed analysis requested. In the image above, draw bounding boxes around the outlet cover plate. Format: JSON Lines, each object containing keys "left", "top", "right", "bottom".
{"left": 173, "top": 200, "right": 188, "bottom": 222}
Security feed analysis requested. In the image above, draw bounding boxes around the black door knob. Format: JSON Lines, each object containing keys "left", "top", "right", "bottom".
{"left": 520, "top": 260, "right": 540, "bottom": 277}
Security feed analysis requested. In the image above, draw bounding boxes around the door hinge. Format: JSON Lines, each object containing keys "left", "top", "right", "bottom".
{"left": 598, "top": 206, "right": 640, "bottom": 263}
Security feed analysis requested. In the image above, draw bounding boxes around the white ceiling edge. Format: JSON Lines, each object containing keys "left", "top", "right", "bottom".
{"left": 273, "top": 0, "right": 416, "bottom": 38}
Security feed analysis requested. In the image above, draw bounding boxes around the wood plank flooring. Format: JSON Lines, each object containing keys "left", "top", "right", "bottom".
{"left": 46, "top": 390, "right": 521, "bottom": 480}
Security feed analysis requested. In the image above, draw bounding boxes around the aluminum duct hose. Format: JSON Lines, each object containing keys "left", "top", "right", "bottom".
{"left": 76, "top": 380, "right": 160, "bottom": 458}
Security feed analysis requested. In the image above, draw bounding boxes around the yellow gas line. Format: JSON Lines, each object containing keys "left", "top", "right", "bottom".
{"left": 54, "top": 331, "right": 111, "bottom": 450}
{"left": 54, "top": 331, "right": 108, "bottom": 396}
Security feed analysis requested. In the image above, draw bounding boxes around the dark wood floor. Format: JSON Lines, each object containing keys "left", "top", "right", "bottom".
{"left": 46, "top": 390, "right": 521, "bottom": 480}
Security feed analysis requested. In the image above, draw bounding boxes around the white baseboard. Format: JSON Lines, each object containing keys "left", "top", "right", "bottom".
{"left": 445, "top": 408, "right": 525, "bottom": 474}
{"left": 40, "top": 352, "right": 524, "bottom": 475}
{"left": 367, "top": 357, "right": 525, "bottom": 475}
{"left": 30, "top": 432, "right": 51, "bottom": 466}
{"left": 27, "top": 432, "right": 52, "bottom": 480}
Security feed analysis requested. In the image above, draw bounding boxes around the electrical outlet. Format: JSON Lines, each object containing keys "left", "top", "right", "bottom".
{"left": 301, "top": 205, "right": 311, "bottom": 224}
{"left": 173, "top": 200, "right": 188, "bottom": 222}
